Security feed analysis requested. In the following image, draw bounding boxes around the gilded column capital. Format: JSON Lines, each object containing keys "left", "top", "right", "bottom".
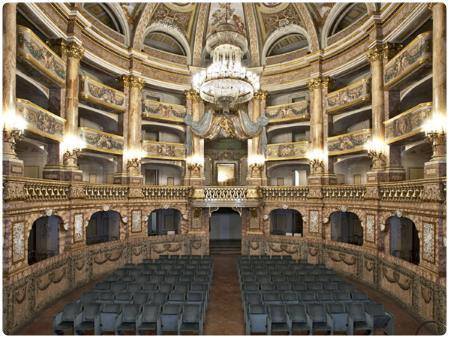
{"left": 383, "top": 42, "right": 403, "bottom": 60}
{"left": 366, "top": 45, "right": 384, "bottom": 62}
{"left": 122, "top": 75, "right": 145, "bottom": 90}
{"left": 64, "top": 42, "right": 84, "bottom": 59}
{"left": 254, "top": 90, "right": 268, "bottom": 101}
{"left": 308, "top": 76, "right": 331, "bottom": 90}
{"left": 185, "top": 89, "right": 202, "bottom": 103}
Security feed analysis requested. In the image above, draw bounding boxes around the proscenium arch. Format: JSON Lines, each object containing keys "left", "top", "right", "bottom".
{"left": 140, "top": 22, "right": 191, "bottom": 62}
{"left": 261, "top": 24, "right": 311, "bottom": 65}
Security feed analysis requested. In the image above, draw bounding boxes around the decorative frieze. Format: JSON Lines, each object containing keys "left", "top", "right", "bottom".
{"left": 327, "top": 129, "right": 371, "bottom": 155}
{"left": 73, "top": 214, "right": 84, "bottom": 243}
{"left": 266, "top": 101, "right": 310, "bottom": 124}
{"left": 142, "top": 141, "right": 185, "bottom": 160}
{"left": 384, "top": 103, "right": 432, "bottom": 144}
{"left": 266, "top": 141, "right": 309, "bottom": 161}
{"left": 422, "top": 222, "right": 435, "bottom": 263}
{"left": 326, "top": 78, "right": 370, "bottom": 114}
{"left": 384, "top": 32, "right": 432, "bottom": 89}
{"left": 308, "top": 210, "right": 319, "bottom": 233}
{"left": 80, "top": 127, "right": 124, "bottom": 154}
{"left": 17, "top": 25, "right": 66, "bottom": 86}
{"left": 365, "top": 214, "right": 376, "bottom": 243}
{"left": 12, "top": 223, "right": 25, "bottom": 263}
{"left": 79, "top": 75, "right": 126, "bottom": 111}
{"left": 131, "top": 210, "right": 142, "bottom": 233}
{"left": 16, "top": 99, "right": 65, "bottom": 141}
{"left": 142, "top": 99, "right": 186, "bottom": 123}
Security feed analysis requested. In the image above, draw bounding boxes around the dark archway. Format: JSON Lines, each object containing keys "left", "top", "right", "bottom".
{"left": 386, "top": 216, "right": 420, "bottom": 265}
{"left": 86, "top": 210, "right": 120, "bottom": 245}
{"left": 28, "top": 215, "right": 62, "bottom": 265}
{"left": 209, "top": 208, "right": 242, "bottom": 254}
{"left": 330, "top": 211, "right": 363, "bottom": 246}
{"left": 148, "top": 208, "right": 181, "bottom": 236}
{"left": 269, "top": 209, "right": 303, "bottom": 236}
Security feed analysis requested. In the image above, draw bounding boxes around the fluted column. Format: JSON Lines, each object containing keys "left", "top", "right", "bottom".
{"left": 115, "top": 75, "right": 144, "bottom": 185}
{"left": 247, "top": 90, "right": 267, "bottom": 186}
{"left": 425, "top": 3, "right": 447, "bottom": 178}
{"left": 185, "top": 90, "right": 205, "bottom": 186}
{"left": 2, "top": 4, "right": 24, "bottom": 176}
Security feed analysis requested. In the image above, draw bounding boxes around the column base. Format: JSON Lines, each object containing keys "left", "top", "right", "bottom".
{"left": 62, "top": 168, "right": 83, "bottom": 182}
{"left": 43, "top": 165, "right": 66, "bottom": 180}
{"left": 424, "top": 159, "right": 446, "bottom": 178}
{"left": 3, "top": 158, "right": 24, "bottom": 176}
{"left": 113, "top": 173, "right": 144, "bottom": 185}
{"left": 308, "top": 174, "right": 337, "bottom": 185}
{"left": 383, "top": 167, "right": 406, "bottom": 182}
{"left": 366, "top": 170, "right": 387, "bottom": 183}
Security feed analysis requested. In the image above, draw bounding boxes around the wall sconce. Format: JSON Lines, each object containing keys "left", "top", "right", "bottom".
{"left": 186, "top": 154, "right": 203, "bottom": 175}
{"left": 422, "top": 113, "right": 447, "bottom": 160}
{"left": 364, "top": 137, "right": 387, "bottom": 170}
{"left": 61, "top": 134, "right": 86, "bottom": 168}
{"left": 248, "top": 154, "right": 265, "bottom": 177}
{"left": 124, "top": 148, "right": 146, "bottom": 172}
{"left": 1, "top": 110, "right": 27, "bottom": 156}
{"left": 306, "top": 148, "right": 327, "bottom": 174}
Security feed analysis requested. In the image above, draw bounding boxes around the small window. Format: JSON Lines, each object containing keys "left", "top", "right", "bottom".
{"left": 86, "top": 211, "right": 121, "bottom": 245}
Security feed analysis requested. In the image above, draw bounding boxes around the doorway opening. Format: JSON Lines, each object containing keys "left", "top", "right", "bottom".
{"left": 209, "top": 207, "right": 241, "bottom": 255}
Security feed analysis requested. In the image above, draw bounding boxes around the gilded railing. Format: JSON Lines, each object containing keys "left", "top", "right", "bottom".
{"left": 84, "top": 184, "right": 129, "bottom": 200}
{"left": 326, "top": 77, "right": 370, "bottom": 114}
{"left": 327, "top": 129, "right": 371, "bottom": 155}
{"left": 204, "top": 187, "right": 251, "bottom": 201}
{"left": 17, "top": 25, "right": 66, "bottom": 86}
{"left": 80, "top": 127, "right": 124, "bottom": 154}
{"left": 378, "top": 180, "right": 424, "bottom": 201}
{"left": 266, "top": 101, "right": 310, "bottom": 124}
{"left": 322, "top": 185, "right": 366, "bottom": 199}
{"left": 384, "top": 32, "right": 432, "bottom": 89}
{"left": 142, "top": 186, "right": 191, "bottom": 199}
{"left": 16, "top": 99, "right": 65, "bottom": 141}
{"left": 3, "top": 176, "right": 70, "bottom": 201}
{"left": 79, "top": 75, "right": 126, "bottom": 111}
{"left": 266, "top": 141, "right": 309, "bottom": 161}
{"left": 384, "top": 102, "right": 432, "bottom": 144}
{"left": 261, "top": 186, "right": 309, "bottom": 200}
{"left": 142, "top": 140, "right": 185, "bottom": 160}
{"left": 142, "top": 99, "right": 186, "bottom": 123}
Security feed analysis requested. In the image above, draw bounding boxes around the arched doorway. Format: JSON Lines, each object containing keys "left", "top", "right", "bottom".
{"left": 28, "top": 215, "right": 62, "bottom": 265}
{"left": 385, "top": 216, "right": 420, "bottom": 265}
{"left": 209, "top": 208, "right": 241, "bottom": 255}
{"left": 269, "top": 209, "right": 303, "bottom": 236}
{"left": 330, "top": 211, "right": 363, "bottom": 246}
{"left": 148, "top": 208, "right": 181, "bottom": 235}
{"left": 86, "top": 210, "right": 121, "bottom": 245}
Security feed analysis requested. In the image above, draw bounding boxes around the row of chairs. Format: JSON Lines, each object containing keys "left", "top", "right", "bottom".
{"left": 241, "top": 281, "right": 355, "bottom": 292}
{"left": 245, "top": 302, "right": 394, "bottom": 335}
{"left": 54, "top": 257, "right": 213, "bottom": 335}
{"left": 54, "top": 302, "right": 204, "bottom": 335}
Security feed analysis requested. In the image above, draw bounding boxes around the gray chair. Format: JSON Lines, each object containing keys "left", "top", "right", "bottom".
{"left": 260, "top": 283, "right": 275, "bottom": 292}
{"left": 262, "top": 292, "right": 283, "bottom": 305}
{"left": 97, "top": 292, "right": 115, "bottom": 304}
{"left": 281, "top": 292, "right": 298, "bottom": 304}
{"left": 178, "top": 303, "right": 203, "bottom": 335}
{"left": 151, "top": 292, "right": 168, "bottom": 306}
{"left": 317, "top": 291, "right": 335, "bottom": 303}
{"left": 79, "top": 291, "right": 99, "bottom": 305}
{"left": 187, "top": 291, "right": 207, "bottom": 315}
{"left": 174, "top": 284, "right": 189, "bottom": 293}
{"left": 74, "top": 303, "right": 101, "bottom": 335}
{"left": 243, "top": 282, "right": 259, "bottom": 292}
{"left": 351, "top": 291, "right": 369, "bottom": 302}
{"left": 132, "top": 292, "right": 148, "bottom": 306}
{"left": 114, "top": 292, "right": 133, "bottom": 304}
{"left": 94, "top": 304, "right": 121, "bottom": 335}
{"left": 267, "top": 304, "right": 291, "bottom": 335}
{"left": 364, "top": 303, "right": 394, "bottom": 334}
{"left": 141, "top": 283, "right": 158, "bottom": 292}
{"left": 158, "top": 284, "right": 173, "bottom": 293}
{"left": 168, "top": 291, "right": 186, "bottom": 304}
{"left": 277, "top": 281, "right": 292, "bottom": 292}
{"left": 307, "top": 282, "right": 323, "bottom": 291}
{"left": 111, "top": 283, "right": 127, "bottom": 294}
{"left": 346, "top": 303, "right": 374, "bottom": 335}
{"left": 326, "top": 303, "right": 348, "bottom": 333}
{"left": 136, "top": 304, "right": 161, "bottom": 335}
{"left": 53, "top": 302, "right": 82, "bottom": 334}
{"left": 245, "top": 304, "right": 268, "bottom": 335}
{"left": 298, "top": 291, "right": 316, "bottom": 303}
{"left": 127, "top": 283, "right": 142, "bottom": 293}
{"left": 292, "top": 283, "right": 307, "bottom": 292}
{"left": 324, "top": 282, "right": 338, "bottom": 291}
{"left": 307, "top": 303, "right": 334, "bottom": 334}
{"left": 244, "top": 292, "right": 262, "bottom": 307}
{"left": 287, "top": 304, "right": 312, "bottom": 334}
{"left": 160, "top": 304, "right": 182, "bottom": 334}
{"left": 115, "top": 304, "right": 140, "bottom": 334}
{"left": 94, "top": 282, "right": 110, "bottom": 291}
{"left": 334, "top": 291, "right": 351, "bottom": 302}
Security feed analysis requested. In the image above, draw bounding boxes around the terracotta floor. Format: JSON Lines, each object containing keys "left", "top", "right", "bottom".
{"left": 16, "top": 255, "right": 435, "bottom": 335}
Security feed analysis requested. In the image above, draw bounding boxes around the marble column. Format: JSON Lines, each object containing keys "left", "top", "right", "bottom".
{"left": 307, "top": 77, "right": 333, "bottom": 185}
{"left": 247, "top": 90, "right": 267, "bottom": 186}
{"left": 114, "top": 75, "right": 144, "bottom": 185}
{"left": 366, "top": 45, "right": 387, "bottom": 182}
{"left": 2, "top": 4, "right": 24, "bottom": 176}
{"left": 61, "top": 42, "right": 84, "bottom": 181}
{"left": 185, "top": 90, "right": 205, "bottom": 186}
{"left": 425, "top": 3, "right": 447, "bottom": 178}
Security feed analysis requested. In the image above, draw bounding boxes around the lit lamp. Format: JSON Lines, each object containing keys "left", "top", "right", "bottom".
{"left": 1, "top": 110, "right": 27, "bottom": 157}
{"left": 61, "top": 134, "right": 86, "bottom": 168}
{"left": 124, "top": 148, "right": 146, "bottom": 175}
{"left": 306, "top": 149, "right": 327, "bottom": 175}
{"left": 364, "top": 137, "right": 387, "bottom": 170}
{"left": 422, "top": 113, "right": 447, "bottom": 161}
{"left": 186, "top": 155, "right": 204, "bottom": 176}
{"left": 248, "top": 154, "right": 265, "bottom": 177}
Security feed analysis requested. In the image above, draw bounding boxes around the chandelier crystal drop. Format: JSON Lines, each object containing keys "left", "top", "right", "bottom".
{"left": 192, "top": 43, "right": 260, "bottom": 111}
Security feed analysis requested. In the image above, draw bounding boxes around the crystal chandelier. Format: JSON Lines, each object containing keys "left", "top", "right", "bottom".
{"left": 192, "top": 4, "right": 259, "bottom": 111}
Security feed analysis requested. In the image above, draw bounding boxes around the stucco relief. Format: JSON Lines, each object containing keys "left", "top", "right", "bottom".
{"left": 12, "top": 222, "right": 25, "bottom": 263}
{"left": 131, "top": 210, "right": 142, "bottom": 233}
{"left": 366, "top": 214, "right": 375, "bottom": 243}
{"left": 423, "top": 223, "right": 435, "bottom": 263}
{"left": 73, "top": 214, "right": 84, "bottom": 243}
{"left": 309, "top": 210, "right": 319, "bottom": 233}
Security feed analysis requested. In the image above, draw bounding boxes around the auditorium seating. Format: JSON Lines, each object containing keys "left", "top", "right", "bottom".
{"left": 238, "top": 255, "right": 394, "bottom": 335}
{"left": 53, "top": 255, "right": 212, "bottom": 335}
